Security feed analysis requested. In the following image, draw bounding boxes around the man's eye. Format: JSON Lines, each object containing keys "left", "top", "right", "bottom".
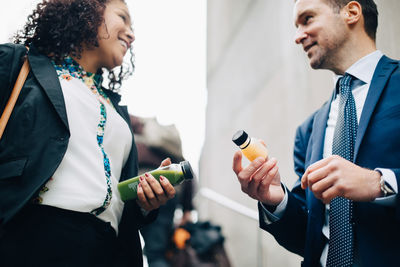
{"left": 305, "top": 16, "right": 312, "bottom": 24}
{"left": 120, "top": 15, "right": 127, "bottom": 22}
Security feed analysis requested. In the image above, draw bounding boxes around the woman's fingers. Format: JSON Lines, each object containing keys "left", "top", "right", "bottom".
{"left": 137, "top": 173, "right": 176, "bottom": 211}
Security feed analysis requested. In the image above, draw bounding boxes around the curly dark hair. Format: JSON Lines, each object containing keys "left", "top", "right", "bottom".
{"left": 14, "top": 0, "right": 134, "bottom": 91}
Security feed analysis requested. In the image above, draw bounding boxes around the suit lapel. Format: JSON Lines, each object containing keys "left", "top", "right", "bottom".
{"left": 354, "top": 56, "right": 399, "bottom": 159}
{"left": 308, "top": 94, "right": 334, "bottom": 165}
{"left": 28, "top": 46, "right": 69, "bottom": 130}
{"left": 307, "top": 94, "right": 334, "bottom": 221}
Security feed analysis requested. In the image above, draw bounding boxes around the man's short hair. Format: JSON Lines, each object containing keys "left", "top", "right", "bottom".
{"left": 323, "top": 0, "right": 378, "bottom": 40}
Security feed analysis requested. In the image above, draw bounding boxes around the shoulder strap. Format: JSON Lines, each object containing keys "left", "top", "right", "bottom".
{"left": 0, "top": 49, "right": 30, "bottom": 139}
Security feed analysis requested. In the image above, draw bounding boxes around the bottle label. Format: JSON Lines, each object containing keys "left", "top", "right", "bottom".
{"left": 118, "top": 180, "right": 140, "bottom": 202}
{"left": 128, "top": 181, "right": 139, "bottom": 192}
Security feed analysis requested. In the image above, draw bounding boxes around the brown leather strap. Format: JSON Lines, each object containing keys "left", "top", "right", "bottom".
{"left": 0, "top": 54, "right": 30, "bottom": 139}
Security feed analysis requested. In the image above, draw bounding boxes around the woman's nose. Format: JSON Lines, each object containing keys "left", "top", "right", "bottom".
{"left": 126, "top": 28, "right": 135, "bottom": 44}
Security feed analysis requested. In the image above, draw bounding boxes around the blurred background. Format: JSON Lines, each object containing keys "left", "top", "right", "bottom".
{"left": 1, "top": 0, "right": 400, "bottom": 266}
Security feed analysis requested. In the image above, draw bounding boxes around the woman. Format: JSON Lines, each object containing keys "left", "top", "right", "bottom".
{"left": 0, "top": 0, "right": 175, "bottom": 266}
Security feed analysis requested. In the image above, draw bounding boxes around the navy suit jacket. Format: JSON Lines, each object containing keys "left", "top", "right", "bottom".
{"left": 259, "top": 55, "right": 400, "bottom": 267}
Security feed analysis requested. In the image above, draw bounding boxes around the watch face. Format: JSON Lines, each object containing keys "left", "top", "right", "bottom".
{"left": 384, "top": 181, "right": 395, "bottom": 195}
{"left": 381, "top": 179, "right": 395, "bottom": 197}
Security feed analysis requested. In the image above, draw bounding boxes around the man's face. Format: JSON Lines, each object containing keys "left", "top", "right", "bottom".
{"left": 293, "top": 0, "right": 348, "bottom": 70}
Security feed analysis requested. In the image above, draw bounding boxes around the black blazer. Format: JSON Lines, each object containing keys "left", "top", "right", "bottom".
{"left": 259, "top": 55, "right": 400, "bottom": 267}
{"left": 0, "top": 43, "right": 156, "bottom": 266}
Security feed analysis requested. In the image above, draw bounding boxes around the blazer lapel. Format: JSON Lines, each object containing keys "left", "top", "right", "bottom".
{"left": 307, "top": 94, "right": 334, "bottom": 222}
{"left": 308, "top": 94, "right": 334, "bottom": 165}
{"left": 116, "top": 105, "right": 132, "bottom": 132}
{"left": 354, "top": 56, "right": 399, "bottom": 159}
{"left": 102, "top": 89, "right": 131, "bottom": 128}
{"left": 28, "top": 46, "right": 69, "bottom": 130}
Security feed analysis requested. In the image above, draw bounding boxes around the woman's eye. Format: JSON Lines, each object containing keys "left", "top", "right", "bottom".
{"left": 305, "top": 16, "right": 312, "bottom": 24}
{"left": 119, "top": 15, "right": 127, "bottom": 22}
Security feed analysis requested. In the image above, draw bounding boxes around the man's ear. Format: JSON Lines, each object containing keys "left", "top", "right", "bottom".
{"left": 342, "top": 1, "right": 362, "bottom": 25}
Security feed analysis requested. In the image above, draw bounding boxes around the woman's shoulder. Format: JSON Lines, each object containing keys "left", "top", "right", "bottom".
{"left": 0, "top": 43, "right": 27, "bottom": 56}
{"left": 0, "top": 43, "right": 27, "bottom": 67}
{"left": 0, "top": 43, "right": 28, "bottom": 110}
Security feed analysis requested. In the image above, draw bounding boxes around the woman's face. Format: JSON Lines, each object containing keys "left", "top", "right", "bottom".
{"left": 96, "top": 0, "right": 134, "bottom": 70}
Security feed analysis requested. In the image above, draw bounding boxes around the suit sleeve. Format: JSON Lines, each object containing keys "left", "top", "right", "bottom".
{"left": 258, "top": 112, "right": 316, "bottom": 257}
{"left": 393, "top": 169, "right": 400, "bottom": 219}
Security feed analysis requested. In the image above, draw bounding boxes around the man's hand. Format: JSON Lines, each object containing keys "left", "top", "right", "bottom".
{"left": 136, "top": 158, "right": 176, "bottom": 211}
{"left": 301, "top": 155, "right": 381, "bottom": 204}
{"left": 232, "top": 151, "right": 284, "bottom": 206}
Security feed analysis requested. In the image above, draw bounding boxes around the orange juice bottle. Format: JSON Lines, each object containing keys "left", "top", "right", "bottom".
{"left": 232, "top": 130, "right": 268, "bottom": 161}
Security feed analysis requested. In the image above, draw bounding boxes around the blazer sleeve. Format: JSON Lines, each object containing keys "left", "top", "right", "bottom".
{"left": 258, "top": 112, "right": 316, "bottom": 257}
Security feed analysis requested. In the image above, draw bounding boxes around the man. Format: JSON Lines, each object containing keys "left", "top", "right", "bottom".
{"left": 232, "top": 0, "right": 400, "bottom": 266}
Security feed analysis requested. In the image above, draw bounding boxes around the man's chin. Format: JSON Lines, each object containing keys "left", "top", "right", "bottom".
{"left": 309, "top": 58, "right": 322, "bottom": 70}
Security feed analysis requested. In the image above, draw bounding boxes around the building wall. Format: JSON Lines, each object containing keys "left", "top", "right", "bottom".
{"left": 199, "top": 1, "right": 400, "bottom": 266}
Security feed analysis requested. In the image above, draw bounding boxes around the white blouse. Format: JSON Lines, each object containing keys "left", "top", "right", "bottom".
{"left": 39, "top": 61, "right": 132, "bottom": 233}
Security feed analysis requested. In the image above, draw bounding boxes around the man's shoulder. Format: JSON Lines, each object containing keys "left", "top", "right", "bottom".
{"left": 373, "top": 55, "right": 400, "bottom": 84}
{"left": 376, "top": 54, "right": 400, "bottom": 72}
{"left": 380, "top": 54, "right": 400, "bottom": 63}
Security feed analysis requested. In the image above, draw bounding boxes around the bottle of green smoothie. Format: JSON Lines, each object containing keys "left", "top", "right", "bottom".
{"left": 118, "top": 161, "right": 194, "bottom": 202}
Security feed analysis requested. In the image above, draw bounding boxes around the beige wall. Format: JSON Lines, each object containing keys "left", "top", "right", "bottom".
{"left": 199, "top": 1, "right": 400, "bottom": 266}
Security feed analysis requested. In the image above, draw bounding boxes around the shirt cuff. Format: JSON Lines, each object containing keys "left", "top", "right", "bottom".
{"left": 260, "top": 184, "right": 288, "bottom": 224}
{"left": 373, "top": 168, "right": 397, "bottom": 206}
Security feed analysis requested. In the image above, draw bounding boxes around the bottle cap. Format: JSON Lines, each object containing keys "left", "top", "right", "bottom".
{"left": 232, "top": 130, "right": 248, "bottom": 146}
{"left": 180, "top": 161, "right": 194, "bottom": 179}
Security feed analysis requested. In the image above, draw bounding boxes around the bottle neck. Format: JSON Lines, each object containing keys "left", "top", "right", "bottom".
{"left": 239, "top": 137, "right": 251, "bottom": 149}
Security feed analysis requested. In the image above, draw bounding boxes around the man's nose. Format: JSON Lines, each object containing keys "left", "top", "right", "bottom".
{"left": 294, "top": 28, "right": 307, "bottom": 44}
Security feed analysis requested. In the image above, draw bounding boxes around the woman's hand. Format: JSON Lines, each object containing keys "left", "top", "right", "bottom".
{"left": 136, "top": 158, "right": 176, "bottom": 211}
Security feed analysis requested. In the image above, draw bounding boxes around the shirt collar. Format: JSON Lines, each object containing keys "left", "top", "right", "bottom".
{"left": 333, "top": 50, "right": 383, "bottom": 87}
{"left": 53, "top": 57, "right": 103, "bottom": 89}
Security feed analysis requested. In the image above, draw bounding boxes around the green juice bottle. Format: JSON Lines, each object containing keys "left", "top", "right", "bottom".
{"left": 118, "top": 161, "right": 194, "bottom": 202}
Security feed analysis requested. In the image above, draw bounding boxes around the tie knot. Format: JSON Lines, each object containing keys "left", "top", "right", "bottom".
{"left": 338, "top": 73, "right": 353, "bottom": 96}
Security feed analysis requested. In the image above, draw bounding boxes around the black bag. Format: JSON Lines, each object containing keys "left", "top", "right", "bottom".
{"left": 167, "top": 221, "right": 231, "bottom": 267}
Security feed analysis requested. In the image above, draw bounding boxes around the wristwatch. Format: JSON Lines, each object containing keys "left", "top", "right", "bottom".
{"left": 380, "top": 175, "right": 395, "bottom": 197}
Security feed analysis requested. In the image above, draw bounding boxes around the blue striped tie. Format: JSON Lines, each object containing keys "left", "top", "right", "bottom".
{"left": 326, "top": 74, "right": 357, "bottom": 267}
